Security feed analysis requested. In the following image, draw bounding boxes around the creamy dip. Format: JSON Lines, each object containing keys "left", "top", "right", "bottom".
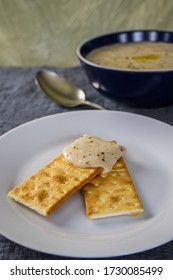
{"left": 86, "top": 42, "right": 173, "bottom": 70}
{"left": 63, "top": 135, "right": 125, "bottom": 174}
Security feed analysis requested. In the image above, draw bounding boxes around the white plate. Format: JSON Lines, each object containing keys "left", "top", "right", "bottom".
{"left": 0, "top": 110, "right": 173, "bottom": 258}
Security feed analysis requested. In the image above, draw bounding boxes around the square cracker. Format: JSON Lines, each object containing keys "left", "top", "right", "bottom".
{"left": 82, "top": 157, "right": 144, "bottom": 219}
{"left": 8, "top": 154, "right": 102, "bottom": 216}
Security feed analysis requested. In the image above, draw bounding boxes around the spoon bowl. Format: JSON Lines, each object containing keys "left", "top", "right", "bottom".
{"left": 35, "top": 70, "right": 106, "bottom": 110}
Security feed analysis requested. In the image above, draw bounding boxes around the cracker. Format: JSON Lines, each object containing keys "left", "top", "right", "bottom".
{"left": 8, "top": 154, "right": 102, "bottom": 216}
{"left": 82, "top": 157, "right": 143, "bottom": 219}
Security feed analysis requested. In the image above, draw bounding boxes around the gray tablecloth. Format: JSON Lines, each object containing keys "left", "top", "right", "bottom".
{"left": 0, "top": 66, "right": 173, "bottom": 260}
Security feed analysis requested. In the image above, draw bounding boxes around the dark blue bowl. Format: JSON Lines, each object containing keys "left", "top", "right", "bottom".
{"left": 77, "top": 30, "right": 173, "bottom": 107}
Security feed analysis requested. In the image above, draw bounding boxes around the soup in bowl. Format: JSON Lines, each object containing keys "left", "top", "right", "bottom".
{"left": 77, "top": 30, "right": 173, "bottom": 107}
{"left": 86, "top": 42, "right": 173, "bottom": 70}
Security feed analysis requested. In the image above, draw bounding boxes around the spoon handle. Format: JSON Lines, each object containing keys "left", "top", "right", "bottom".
{"left": 83, "top": 100, "right": 107, "bottom": 110}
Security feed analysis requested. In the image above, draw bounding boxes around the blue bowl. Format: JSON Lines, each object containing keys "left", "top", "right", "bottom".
{"left": 77, "top": 30, "right": 173, "bottom": 107}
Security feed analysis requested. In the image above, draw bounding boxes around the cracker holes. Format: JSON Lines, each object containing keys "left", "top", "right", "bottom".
{"left": 60, "top": 190, "right": 66, "bottom": 194}
{"left": 128, "top": 203, "right": 136, "bottom": 207}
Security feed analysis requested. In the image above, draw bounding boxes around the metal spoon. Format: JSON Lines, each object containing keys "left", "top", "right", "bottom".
{"left": 35, "top": 70, "right": 106, "bottom": 110}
